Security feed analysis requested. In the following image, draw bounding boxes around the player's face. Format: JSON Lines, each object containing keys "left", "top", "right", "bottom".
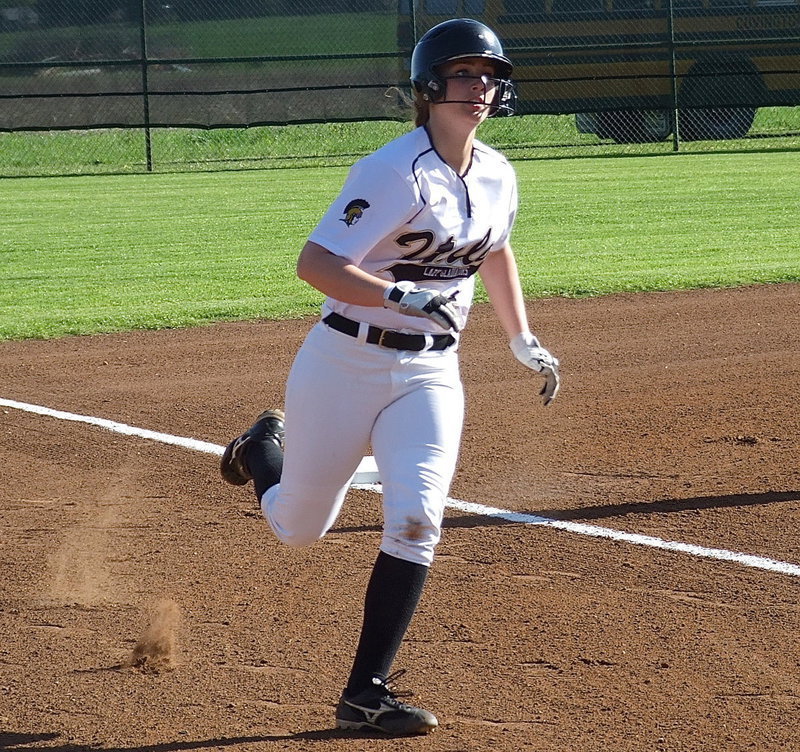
{"left": 437, "top": 57, "right": 499, "bottom": 122}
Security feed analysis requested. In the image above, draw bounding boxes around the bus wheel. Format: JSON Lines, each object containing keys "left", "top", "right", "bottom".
{"left": 679, "top": 107, "right": 757, "bottom": 142}
{"left": 678, "top": 57, "right": 761, "bottom": 141}
{"left": 596, "top": 110, "right": 672, "bottom": 144}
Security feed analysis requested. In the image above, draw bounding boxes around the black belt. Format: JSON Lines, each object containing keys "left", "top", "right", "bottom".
{"left": 323, "top": 312, "right": 455, "bottom": 352}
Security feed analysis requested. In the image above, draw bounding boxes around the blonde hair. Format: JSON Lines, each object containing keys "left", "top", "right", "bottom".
{"left": 385, "top": 85, "right": 430, "bottom": 128}
{"left": 414, "top": 91, "right": 431, "bottom": 127}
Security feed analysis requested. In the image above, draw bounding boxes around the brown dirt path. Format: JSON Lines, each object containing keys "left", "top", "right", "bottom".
{"left": 1, "top": 284, "right": 799, "bottom": 752}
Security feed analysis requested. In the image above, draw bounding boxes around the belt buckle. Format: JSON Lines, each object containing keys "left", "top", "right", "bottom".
{"left": 377, "top": 328, "right": 391, "bottom": 348}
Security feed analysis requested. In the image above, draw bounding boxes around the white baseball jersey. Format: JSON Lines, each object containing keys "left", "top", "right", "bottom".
{"left": 308, "top": 126, "right": 518, "bottom": 334}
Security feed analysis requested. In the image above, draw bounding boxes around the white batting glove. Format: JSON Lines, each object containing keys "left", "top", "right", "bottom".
{"left": 383, "top": 281, "right": 463, "bottom": 332}
{"left": 510, "top": 331, "right": 560, "bottom": 406}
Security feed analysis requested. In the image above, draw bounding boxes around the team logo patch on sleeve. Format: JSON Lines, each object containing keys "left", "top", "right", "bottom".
{"left": 340, "top": 198, "right": 370, "bottom": 226}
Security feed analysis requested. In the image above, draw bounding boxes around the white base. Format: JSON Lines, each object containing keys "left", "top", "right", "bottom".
{"left": 351, "top": 455, "right": 380, "bottom": 485}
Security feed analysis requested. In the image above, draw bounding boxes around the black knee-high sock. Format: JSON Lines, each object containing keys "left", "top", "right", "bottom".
{"left": 245, "top": 440, "right": 283, "bottom": 500}
{"left": 346, "top": 551, "right": 429, "bottom": 696}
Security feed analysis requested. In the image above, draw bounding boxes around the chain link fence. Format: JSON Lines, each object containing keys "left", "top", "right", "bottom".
{"left": 0, "top": 0, "right": 798, "bottom": 175}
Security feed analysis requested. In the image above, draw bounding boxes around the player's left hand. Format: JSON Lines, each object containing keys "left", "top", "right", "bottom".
{"left": 510, "top": 332, "right": 560, "bottom": 406}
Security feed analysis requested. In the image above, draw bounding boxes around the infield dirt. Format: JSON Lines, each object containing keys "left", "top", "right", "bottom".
{"left": 1, "top": 284, "right": 799, "bottom": 751}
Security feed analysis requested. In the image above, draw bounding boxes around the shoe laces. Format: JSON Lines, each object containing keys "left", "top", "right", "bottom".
{"left": 373, "top": 669, "right": 413, "bottom": 700}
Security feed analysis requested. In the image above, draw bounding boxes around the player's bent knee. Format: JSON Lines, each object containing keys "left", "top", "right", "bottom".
{"left": 259, "top": 487, "right": 339, "bottom": 547}
{"left": 272, "top": 529, "right": 325, "bottom": 548}
{"left": 262, "top": 511, "right": 326, "bottom": 548}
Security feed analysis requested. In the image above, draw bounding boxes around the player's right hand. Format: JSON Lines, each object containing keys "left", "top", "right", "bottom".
{"left": 383, "top": 281, "right": 463, "bottom": 332}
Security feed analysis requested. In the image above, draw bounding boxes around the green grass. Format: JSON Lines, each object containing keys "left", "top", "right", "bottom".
{"left": 513, "top": 152, "right": 800, "bottom": 297}
{"left": 152, "top": 12, "right": 398, "bottom": 58}
{"left": 0, "top": 122, "right": 416, "bottom": 176}
{"left": 1, "top": 108, "right": 798, "bottom": 177}
{"left": 0, "top": 11, "right": 398, "bottom": 60}
{"left": 1, "top": 149, "right": 798, "bottom": 340}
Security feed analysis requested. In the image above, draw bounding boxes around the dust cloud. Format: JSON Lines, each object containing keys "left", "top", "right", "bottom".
{"left": 125, "top": 598, "right": 180, "bottom": 673}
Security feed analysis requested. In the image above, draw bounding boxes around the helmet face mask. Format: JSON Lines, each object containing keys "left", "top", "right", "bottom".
{"left": 410, "top": 18, "right": 517, "bottom": 118}
{"left": 430, "top": 69, "right": 517, "bottom": 118}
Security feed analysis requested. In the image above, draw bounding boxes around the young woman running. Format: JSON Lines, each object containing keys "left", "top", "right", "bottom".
{"left": 221, "top": 17, "right": 559, "bottom": 736}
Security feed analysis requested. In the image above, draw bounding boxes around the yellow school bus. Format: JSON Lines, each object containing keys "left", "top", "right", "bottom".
{"left": 399, "top": 0, "right": 800, "bottom": 142}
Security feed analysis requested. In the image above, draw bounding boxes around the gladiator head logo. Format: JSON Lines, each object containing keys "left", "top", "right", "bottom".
{"left": 340, "top": 198, "right": 370, "bottom": 227}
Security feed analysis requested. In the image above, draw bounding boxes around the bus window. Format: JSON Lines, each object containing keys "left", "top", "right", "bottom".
{"left": 504, "top": 0, "right": 545, "bottom": 13}
{"left": 550, "top": 0, "right": 605, "bottom": 13}
{"left": 420, "top": 0, "right": 486, "bottom": 17}
{"left": 464, "top": 0, "right": 487, "bottom": 14}
{"left": 424, "top": 0, "right": 458, "bottom": 13}
{"left": 609, "top": 0, "right": 658, "bottom": 10}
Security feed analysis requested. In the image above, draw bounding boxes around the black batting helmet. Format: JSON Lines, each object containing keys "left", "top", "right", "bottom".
{"left": 410, "top": 18, "right": 516, "bottom": 117}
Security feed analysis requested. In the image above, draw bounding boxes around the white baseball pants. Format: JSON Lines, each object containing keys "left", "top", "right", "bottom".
{"left": 261, "top": 320, "right": 464, "bottom": 566}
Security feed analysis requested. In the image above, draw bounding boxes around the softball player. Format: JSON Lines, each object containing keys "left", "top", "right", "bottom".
{"left": 221, "top": 18, "right": 560, "bottom": 736}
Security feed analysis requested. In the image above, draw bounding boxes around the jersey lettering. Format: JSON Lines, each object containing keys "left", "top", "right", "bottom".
{"left": 382, "top": 228, "right": 494, "bottom": 283}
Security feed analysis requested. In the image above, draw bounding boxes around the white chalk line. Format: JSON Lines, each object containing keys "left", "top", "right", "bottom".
{"left": 1, "top": 397, "right": 224, "bottom": 456}
{"left": 4, "top": 396, "right": 800, "bottom": 579}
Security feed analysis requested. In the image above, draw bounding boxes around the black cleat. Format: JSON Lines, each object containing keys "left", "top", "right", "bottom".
{"left": 220, "top": 409, "right": 285, "bottom": 486}
{"left": 335, "top": 671, "right": 438, "bottom": 736}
